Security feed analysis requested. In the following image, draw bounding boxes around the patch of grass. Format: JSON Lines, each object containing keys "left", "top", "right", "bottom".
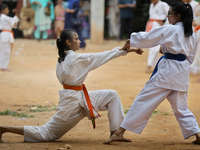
{"left": 30, "top": 105, "right": 57, "bottom": 112}
{"left": 124, "top": 110, "right": 129, "bottom": 114}
{"left": 151, "top": 110, "right": 161, "bottom": 117}
{"left": 163, "top": 113, "right": 169, "bottom": 115}
{"left": 0, "top": 109, "right": 34, "bottom": 118}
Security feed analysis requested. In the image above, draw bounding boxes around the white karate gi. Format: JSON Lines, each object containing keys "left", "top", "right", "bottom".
{"left": 107, "top": 0, "right": 119, "bottom": 37}
{"left": 190, "top": 4, "right": 200, "bottom": 75}
{"left": 24, "top": 47, "right": 127, "bottom": 142}
{"left": 146, "top": 0, "right": 169, "bottom": 67}
{"left": 0, "top": 14, "right": 19, "bottom": 69}
{"left": 121, "top": 22, "right": 200, "bottom": 139}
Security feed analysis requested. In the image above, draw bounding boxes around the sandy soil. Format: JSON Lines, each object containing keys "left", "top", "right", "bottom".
{"left": 0, "top": 39, "right": 200, "bottom": 150}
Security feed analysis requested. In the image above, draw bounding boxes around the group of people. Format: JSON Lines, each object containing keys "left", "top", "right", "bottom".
{"left": 18, "top": 0, "right": 89, "bottom": 46}
{"left": 0, "top": 1, "right": 200, "bottom": 147}
{"left": 0, "top": 0, "right": 90, "bottom": 71}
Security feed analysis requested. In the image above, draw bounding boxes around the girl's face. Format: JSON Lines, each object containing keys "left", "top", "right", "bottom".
{"left": 66, "top": 33, "right": 81, "bottom": 51}
{"left": 167, "top": 7, "right": 181, "bottom": 25}
{"left": 2, "top": 7, "right": 9, "bottom": 15}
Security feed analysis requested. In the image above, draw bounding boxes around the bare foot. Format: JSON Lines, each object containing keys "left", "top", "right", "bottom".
{"left": 192, "top": 132, "right": 200, "bottom": 145}
{"left": 192, "top": 140, "right": 200, "bottom": 145}
{"left": 0, "top": 128, "right": 5, "bottom": 143}
{"left": 103, "top": 133, "right": 132, "bottom": 144}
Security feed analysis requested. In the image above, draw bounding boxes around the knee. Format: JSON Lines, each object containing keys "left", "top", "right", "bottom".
{"left": 108, "top": 90, "right": 120, "bottom": 100}
{"left": 109, "top": 90, "right": 118, "bottom": 96}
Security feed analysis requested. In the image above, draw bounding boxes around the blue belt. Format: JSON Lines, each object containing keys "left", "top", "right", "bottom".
{"left": 150, "top": 53, "right": 186, "bottom": 79}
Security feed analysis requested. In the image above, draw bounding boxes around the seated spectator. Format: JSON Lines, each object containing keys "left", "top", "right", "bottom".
{"left": 18, "top": 0, "right": 35, "bottom": 39}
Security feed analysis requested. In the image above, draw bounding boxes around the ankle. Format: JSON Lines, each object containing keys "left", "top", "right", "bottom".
{"left": 196, "top": 132, "right": 200, "bottom": 138}
{"left": 115, "top": 127, "right": 126, "bottom": 136}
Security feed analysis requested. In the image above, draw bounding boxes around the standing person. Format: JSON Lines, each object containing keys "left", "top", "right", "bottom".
{"left": 104, "top": 2, "right": 200, "bottom": 145}
{"left": 0, "top": 4, "right": 19, "bottom": 71}
{"left": 118, "top": 0, "right": 136, "bottom": 40}
{"left": 0, "top": 29, "right": 143, "bottom": 143}
{"left": 54, "top": 0, "right": 65, "bottom": 38}
{"left": 107, "top": 0, "right": 119, "bottom": 39}
{"left": 1, "top": 0, "right": 21, "bottom": 38}
{"left": 64, "top": 0, "right": 86, "bottom": 48}
{"left": 78, "top": 0, "right": 90, "bottom": 39}
{"left": 30, "top": 0, "right": 54, "bottom": 40}
{"left": 190, "top": 1, "right": 200, "bottom": 76}
{"left": 145, "top": 0, "right": 169, "bottom": 73}
{"left": 18, "top": 0, "right": 35, "bottom": 39}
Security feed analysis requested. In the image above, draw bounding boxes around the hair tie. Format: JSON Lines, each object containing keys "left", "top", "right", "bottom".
{"left": 184, "top": 4, "right": 189, "bottom": 9}
{"left": 58, "top": 37, "right": 61, "bottom": 42}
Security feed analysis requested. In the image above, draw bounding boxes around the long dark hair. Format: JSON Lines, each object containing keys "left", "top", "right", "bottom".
{"left": 170, "top": 2, "right": 193, "bottom": 37}
{"left": 0, "top": 4, "right": 8, "bottom": 12}
{"left": 57, "top": 29, "right": 76, "bottom": 63}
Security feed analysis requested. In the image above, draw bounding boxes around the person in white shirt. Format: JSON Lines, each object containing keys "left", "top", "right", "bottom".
{"left": 190, "top": 1, "right": 200, "bottom": 76}
{"left": 104, "top": 2, "right": 200, "bottom": 145}
{"left": 107, "top": 0, "right": 119, "bottom": 39}
{"left": 0, "top": 29, "right": 143, "bottom": 143}
{"left": 145, "top": 0, "right": 169, "bottom": 73}
{"left": 0, "top": 4, "right": 19, "bottom": 71}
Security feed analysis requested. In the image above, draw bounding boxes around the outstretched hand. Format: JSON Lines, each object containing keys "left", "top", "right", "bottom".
{"left": 120, "top": 39, "right": 144, "bottom": 55}
{"left": 121, "top": 39, "right": 131, "bottom": 51}
{"left": 128, "top": 48, "right": 143, "bottom": 54}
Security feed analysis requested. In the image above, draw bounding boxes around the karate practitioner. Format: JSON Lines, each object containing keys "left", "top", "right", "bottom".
{"left": 0, "top": 4, "right": 19, "bottom": 71}
{"left": 0, "top": 29, "right": 143, "bottom": 143}
{"left": 190, "top": 1, "right": 200, "bottom": 76}
{"left": 104, "top": 2, "right": 200, "bottom": 145}
{"left": 145, "top": 0, "right": 169, "bottom": 73}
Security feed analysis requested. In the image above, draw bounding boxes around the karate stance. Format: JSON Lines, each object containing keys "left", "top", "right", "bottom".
{"left": 104, "top": 2, "right": 200, "bottom": 145}
{"left": 0, "top": 29, "right": 143, "bottom": 143}
{"left": 145, "top": 0, "right": 169, "bottom": 73}
{"left": 0, "top": 4, "right": 19, "bottom": 71}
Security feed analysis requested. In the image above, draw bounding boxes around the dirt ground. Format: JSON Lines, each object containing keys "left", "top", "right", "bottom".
{"left": 0, "top": 39, "right": 200, "bottom": 150}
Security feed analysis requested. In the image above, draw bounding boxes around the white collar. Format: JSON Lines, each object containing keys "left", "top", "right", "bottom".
{"left": 65, "top": 50, "right": 76, "bottom": 55}
{"left": 175, "top": 22, "right": 183, "bottom": 26}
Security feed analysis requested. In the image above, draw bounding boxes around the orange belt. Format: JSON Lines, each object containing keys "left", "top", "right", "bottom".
{"left": 194, "top": 26, "right": 200, "bottom": 33}
{"left": 2, "top": 30, "right": 14, "bottom": 47}
{"left": 2, "top": 29, "right": 14, "bottom": 37}
{"left": 146, "top": 19, "right": 163, "bottom": 32}
{"left": 63, "top": 84, "right": 100, "bottom": 129}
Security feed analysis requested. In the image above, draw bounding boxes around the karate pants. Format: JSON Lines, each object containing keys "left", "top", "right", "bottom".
{"left": 24, "top": 90, "right": 124, "bottom": 142}
{"left": 0, "top": 42, "right": 11, "bottom": 69}
{"left": 190, "top": 29, "right": 200, "bottom": 75}
{"left": 121, "top": 76, "right": 200, "bottom": 139}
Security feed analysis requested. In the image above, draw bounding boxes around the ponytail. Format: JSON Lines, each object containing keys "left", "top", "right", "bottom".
{"left": 57, "top": 38, "right": 66, "bottom": 63}
{"left": 182, "top": 4, "right": 193, "bottom": 37}
{"left": 171, "top": 2, "right": 193, "bottom": 37}
{"left": 57, "top": 29, "right": 76, "bottom": 63}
